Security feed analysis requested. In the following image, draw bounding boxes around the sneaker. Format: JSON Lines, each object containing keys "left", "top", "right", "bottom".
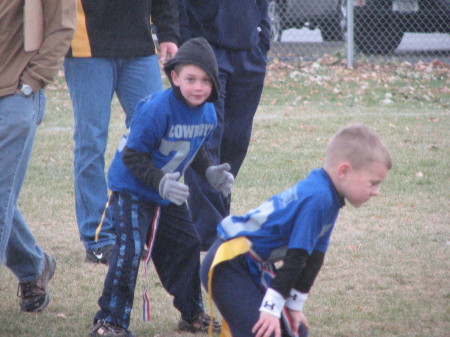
{"left": 141, "top": 248, "right": 148, "bottom": 261}
{"left": 178, "top": 312, "right": 221, "bottom": 334}
{"left": 89, "top": 320, "right": 134, "bottom": 337}
{"left": 17, "top": 252, "right": 56, "bottom": 312}
{"left": 85, "top": 244, "right": 114, "bottom": 265}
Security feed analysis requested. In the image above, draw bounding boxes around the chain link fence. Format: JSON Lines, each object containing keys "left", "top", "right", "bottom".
{"left": 268, "top": 0, "right": 450, "bottom": 64}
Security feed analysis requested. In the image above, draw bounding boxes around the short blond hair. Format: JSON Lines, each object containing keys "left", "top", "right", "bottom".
{"left": 324, "top": 123, "right": 392, "bottom": 170}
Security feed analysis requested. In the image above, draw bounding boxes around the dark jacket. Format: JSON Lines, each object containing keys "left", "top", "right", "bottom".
{"left": 179, "top": 0, "right": 270, "bottom": 52}
{"left": 67, "top": 0, "right": 179, "bottom": 58}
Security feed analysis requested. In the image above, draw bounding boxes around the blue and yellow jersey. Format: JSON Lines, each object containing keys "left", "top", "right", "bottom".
{"left": 217, "top": 168, "right": 344, "bottom": 260}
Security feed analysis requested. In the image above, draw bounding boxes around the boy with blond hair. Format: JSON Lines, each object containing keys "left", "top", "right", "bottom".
{"left": 201, "top": 123, "right": 392, "bottom": 337}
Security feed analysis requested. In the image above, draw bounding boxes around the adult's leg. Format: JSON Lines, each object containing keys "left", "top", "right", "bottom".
{"left": 151, "top": 203, "right": 204, "bottom": 322}
{"left": 0, "top": 91, "right": 45, "bottom": 278}
{"left": 184, "top": 49, "right": 231, "bottom": 251}
{"left": 184, "top": 166, "right": 229, "bottom": 250}
{"left": 185, "top": 47, "right": 266, "bottom": 251}
{"left": 220, "top": 47, "right": 266, "bottom": 178}
{"left": 64, "top": 57, "right": 116, "bottom": 251}
{"left": 115, "top": 55, "right": 163, "bottom": 128}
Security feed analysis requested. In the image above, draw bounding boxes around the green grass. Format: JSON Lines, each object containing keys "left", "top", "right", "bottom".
{"left": 0, "top": 58, "right": 449, "bottom": 336}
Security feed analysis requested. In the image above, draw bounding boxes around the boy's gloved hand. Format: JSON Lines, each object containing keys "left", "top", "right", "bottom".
{"left": 158, "top": 172, "right": 189, "bottom": 205}
{"left": 205, "top": 163, "right": 234, "bottom": 197}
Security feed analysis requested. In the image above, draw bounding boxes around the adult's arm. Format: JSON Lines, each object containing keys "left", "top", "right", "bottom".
{"left": 152, "top": 0, "right": 180, "bottom": 45}
{"left": 21, "top": 0, "right": 76, "bottom": 91}
{"left": 257, "top": 0, "right": 271, "bottom": 54}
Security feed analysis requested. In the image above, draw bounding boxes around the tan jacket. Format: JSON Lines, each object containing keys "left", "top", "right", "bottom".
{"left": 0, "top": 0, "right": 76, "bottom": 97}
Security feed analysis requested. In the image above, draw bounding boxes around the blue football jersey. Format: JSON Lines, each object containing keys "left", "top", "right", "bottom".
{"left": 108, "top": 88, "right": 217, "bottom": 204}
{"left": 217, "top": 168, "right": 343, "bottom": 260}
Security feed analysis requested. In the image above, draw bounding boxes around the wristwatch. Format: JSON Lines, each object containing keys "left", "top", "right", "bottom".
{"left": 19, "top": 83, "right": 33, "bottom": 97}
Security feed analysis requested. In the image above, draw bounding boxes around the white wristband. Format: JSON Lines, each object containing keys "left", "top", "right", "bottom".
{"left": 285, "top": 289, "right": 308, "bottom": 311}
{"left": 259, "top": 288, "right": 285, "bottom": 318}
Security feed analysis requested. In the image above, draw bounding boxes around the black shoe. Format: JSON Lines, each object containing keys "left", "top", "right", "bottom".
{"left": 141, "top": 248, "right": 148, "bottom": 261}
{"left": 89, "top": 320, "right": 134, "bottom": 337}
{"left": 17, "top": 252, "right": 56, "bottom": 312}
{"left": 85, "top": 244, "right": 114, "bottom": 265}
{"left": 178, "top": 312, "right": 221, "bottom": 333}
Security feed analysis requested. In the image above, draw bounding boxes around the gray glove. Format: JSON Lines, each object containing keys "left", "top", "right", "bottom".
{"left": 158, "top": 172, "right": 189, "bottom": 205}
{"left": 205, "top": 163, "right": 234, "bottom": 197}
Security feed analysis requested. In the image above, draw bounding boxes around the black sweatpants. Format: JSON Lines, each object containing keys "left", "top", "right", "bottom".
{"left": 95, "top": 191, "right": 204, "bottom": 328}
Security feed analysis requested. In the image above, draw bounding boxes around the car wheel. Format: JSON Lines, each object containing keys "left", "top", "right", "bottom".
{"left": 268, "top": 1, "right": 282, "bottom": 42}
{"left": 354, "top": 12, "right": 404, "bottom": 54}
{"left": 320, "top": 0, "right": 346, "bottom": 41}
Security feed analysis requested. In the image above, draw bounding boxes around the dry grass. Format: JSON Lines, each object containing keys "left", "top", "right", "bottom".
{"left": 0, "top": 59, "right": 449, "bottom": 336}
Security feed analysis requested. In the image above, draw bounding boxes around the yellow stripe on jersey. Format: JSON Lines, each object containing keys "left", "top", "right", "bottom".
{"left": 71, "top": 0, "right": 92, "bottom": 57}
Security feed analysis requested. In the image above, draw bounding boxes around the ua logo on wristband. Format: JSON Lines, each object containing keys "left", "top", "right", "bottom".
{"left": 263, "top": 301, "right": 275, "bottom": 310}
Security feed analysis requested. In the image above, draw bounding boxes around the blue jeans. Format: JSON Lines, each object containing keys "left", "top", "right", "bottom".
{"left": 64, "top": 56, "right": 163, "bottom": 251}
{"left": 0, "top": 91, "right": 46, "bottom": 282}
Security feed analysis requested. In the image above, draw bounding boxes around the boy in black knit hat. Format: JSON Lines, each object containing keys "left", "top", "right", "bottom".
{"left": 89, "top": 37, "right": 232, "bottom": 337}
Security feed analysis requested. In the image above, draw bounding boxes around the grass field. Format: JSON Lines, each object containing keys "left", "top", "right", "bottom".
{"left": 0, "top": 58, "right": 449, "bottom": 337}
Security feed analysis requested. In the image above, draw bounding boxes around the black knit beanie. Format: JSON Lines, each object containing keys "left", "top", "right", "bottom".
{"left": 164, "top": 37, "right": 220, "bottom": 103}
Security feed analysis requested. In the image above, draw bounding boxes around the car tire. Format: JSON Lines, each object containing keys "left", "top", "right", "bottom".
{"left": 268, "top": 1, "right": 282, "bottom": 42}
{"left": 320, "top": 17, "right": 344, "bottom": 41}
{"left": 354, "top": 12, "right": 404, "bottom": 54}
{"left": 319, "top": 0, "right": 346, "bottom": 41}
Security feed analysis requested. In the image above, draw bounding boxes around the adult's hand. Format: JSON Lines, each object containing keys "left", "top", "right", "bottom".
{"left": 159, "top": 42, "right": 178, "bottom": 64}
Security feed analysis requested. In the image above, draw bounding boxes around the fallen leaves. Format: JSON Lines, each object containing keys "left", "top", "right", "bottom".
{"left": 264, "top": 56, "right": 450, "bottom": 108}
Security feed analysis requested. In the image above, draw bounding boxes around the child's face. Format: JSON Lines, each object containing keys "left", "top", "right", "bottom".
{"left": 171, "top": 64, "right": 213, "bottom": 107}
{"left": 339, "top": 161, "right": 389, "bottom": 208}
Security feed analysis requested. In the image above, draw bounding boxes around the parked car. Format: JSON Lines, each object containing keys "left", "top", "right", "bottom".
{"left": 268, "top": 0, "right": 345, "bottom": 42}
{"left": 353, "top": 0, "right": 450, "bottom": 54}
{"left": 268, "top": 0, "right": 450, "bottom": 54}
